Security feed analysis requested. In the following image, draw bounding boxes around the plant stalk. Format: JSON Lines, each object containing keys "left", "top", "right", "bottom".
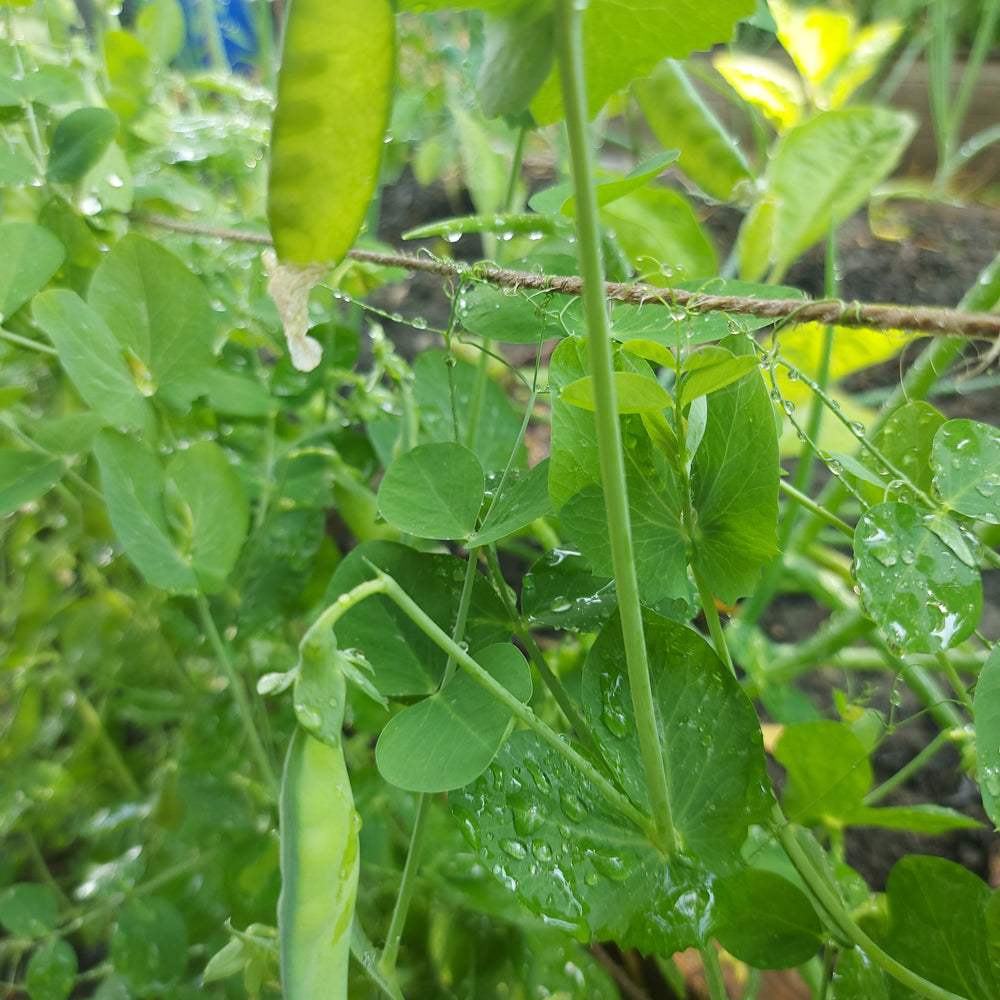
{"left": 553, "top": 0, "right": 675, "bottom": 852}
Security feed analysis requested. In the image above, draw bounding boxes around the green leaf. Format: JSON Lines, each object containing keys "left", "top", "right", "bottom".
{"left": 680, "top": 347, "right": 759, "bottom": 406}
{"left": 451, "top": 728, "right": 723, "bottom": 955}
{"left": 932, "top": 418, "right": 1000, "bottom": 524}
{"left": 0, "top": 884, "right": 58, "bottom": 937}
{"left": 92, "top": 431, "right": 196, "bottom": 593}
{"left": 324, "top": 541, "right": 511, "bottom": 697}
{"left": 165, "top": 442, "right": 249, "bottom": 593}
{"left": 774, "top": 721, "right": 870, "bottom": 827}
{"left": 633, "top": 59, "right": 753, "bottom": 202}
{"left": 26, "top": 938, "right": 77, "bottom": 1000}
{"left": 411, "top": 350, "right": 526, "bottom": 472}
{"left": 456, "top": 282, "right": 577, "bottom": 344}
{"left": 560, "top": 372, "right": 672, "bottom": 413}
{"left": 583, "top": 610, "right": 772, "bottom": 864}
{"left": 471, "top": 460, "right": 553, "bottom": 546}
{"left": 550, "top": 336, "right": 778, "bottom": 606}
{"left": 46, "top": 107, "right": 118, "bottom": 183}
{"left": 715, "top": 869, "right": 823, "bottom": 969}
{"left": 521, "top": 549, "right": 616, "bottom": 634}
{"left": 562, "top": 151, "right": 680, "bottom": 214}
{"left": 880, "top": 857, "right": 999, "bottom": 1000}
{"left": 376, "top": 643, "right": 532, "bottom": 792}
{"left": 33, "top": 290, "right": 149, "bottom": 427}
{"left": 87, "top": 235, "right": 216, "bottom": 410}
{"left": 0, "top": 452, "right": 64, "bottom": 516}
{"left": 850, "top": 401, "right": 945, "bottom": 506}
{"left": 110, "top": 897, "right": 188, "bottom": 996}
{"left": 476, "top": 4, "right": 554, "bottom": 118}
{"left": 267, "top": 0, "right": 394, "bottom": 264}
{"left": 202, "top": 369, "right": 274, "bottom": 418}
{"left": 135, "top": 0, "right": 186, "bottom": 64}
{"left": 378, "top": 442, "right": 485, "bottom": 540}
{"left": 775, "top": 721, "right": 979, "bottom": 834}
{"left": 831, "top": 948, "right": 891, "bottom": 1000}
{"left": 854, "top": 502, "right": 981, "bottom": 653}
{"left": 738, "top": 108, "right": 916, "bottom": 281}
{"left": 529, "top": 0, "right": 755, "bottom": 125}
{"left": 600, "top": 186, "right": 717, "bottom": 281}
{"left": 0, "top": 222, "right": 64, "bottom": 320}
{"left": 974, "top": 645, "right": 1000, "bottom": 828}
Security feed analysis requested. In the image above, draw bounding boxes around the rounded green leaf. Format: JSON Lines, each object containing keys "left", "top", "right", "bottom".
{"left": 932, "top": 418, "right": 1000, "bottom": 524}
{"left": 881, "top": 856, "right": 999, "bottom": 1000}
{"left": 267, "top": 0, "right": 395, "bottom": 264}
{"left": 376, "top": 643, "right": 531, "bottom": 792}
{"left": 521, "top": 549, "right": 616, "bottom": 633}
{"left": 0, "top": 222, "right": 64, "bottom": 320}
{"left": 854, "top": 501, "right": 981, "bottom": 653}
{"left": 110, "top": 897, "right": 188, "bottom": 995}
{"left": 715, "top": 869, "right": 823, "bottom": 969}
{"left": 0, "top": 884, "right": 58, "bottom": 938}
{"left": 26, "top": 938, "right": 77, "bottom": 1000}
{"left": 974, "top": 645, "right": 1000, "bottom": 829}
{"left": 47, "top": 107, "right": 118, "bottom": 183}
{"left": 378, "top": 442, "right": 485, "bottom": 539}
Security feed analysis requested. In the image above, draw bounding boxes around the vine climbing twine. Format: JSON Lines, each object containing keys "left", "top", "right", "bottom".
{"left": 135, "top": 214, "right": 1000, "bottom": 341}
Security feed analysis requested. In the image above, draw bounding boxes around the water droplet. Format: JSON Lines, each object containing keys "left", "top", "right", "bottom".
{"left": 499, "top": 838, "right": 527, "bottom": 860}
{"left": 511, "top": 798, "right": 545, "bottom": 837}
{"left": 584, "top": 871, "right": 600, "bottom": 886}
{"left": 782, "top": 399, "right": 795, "bottom": 415}
{"left": 532, "top": 841, "right": 553, "bottom": 861}
{"left": 411, "top": 316, "right": 428, "bottom": 330}
{"left": 591, "top": 853, "right": 629, "bottom": 881}
{"left": 559, "top": 790, "right": 587, "bottom": 822}
{"left": 849, "top": 420, "right": 866, "bottom": 438}
{"left": 786, "top": 369, "right": 799, "bottom": 382}
{"left": 524, "top": 758, "right": 552, "bottom": 795}
{"left": 900, "top": 549, "right": 915, "bottom": 565}
{"left": 446, "top": 232, "right": 462, "bottom": 244}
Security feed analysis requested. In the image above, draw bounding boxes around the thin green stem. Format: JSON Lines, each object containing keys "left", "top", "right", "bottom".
{"left": 778, "top": 481, "right": 854, "bottom": 539}
{"left": 700, "top": 946, "right": 728, "bottom": 1000}
{"left": 863, "top": 729, "right": 953, "bottom": 807}
{"left": 196, "top": 594, "right": 279, "bottom": 796}
{"left": 482, "top": 547, "right": 596, "bottom": 750}
{"left": 692, "top": 563, "right": 733, "bottom": 673}
{"left": 378, "top": 791, "right": 431, "bottom": 977}
{"left": 774, "top": 807, "right": 970, "bottom": 1000}
{"left": 69, "top": 679, "right": 141, "bottom": 797}
{"left": 0, "top": 328, "right": 58, "bottom": 355}
{"left": 935, "top": 653, "right": 975, "bottom": 716}
{"left": 553, "top": 0, "right": 675, "bottom": 853}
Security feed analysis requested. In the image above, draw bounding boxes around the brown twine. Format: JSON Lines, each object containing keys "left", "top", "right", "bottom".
{"left": 133, "top": 214, "right": 1000, "bottom": 340}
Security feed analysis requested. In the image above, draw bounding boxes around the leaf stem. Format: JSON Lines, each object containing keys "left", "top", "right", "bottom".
{"left": 773, "top": 806, "right": 971, "bottom": 1000}
{"left": 553, "top": 0, "right": 675, "bottom": 853}
{"left": 692, "top": 563, "right": 734, "bottom": 674}
{"left": 196, "top": 593, "right": 279, "bottom": 796}
{"left": 378, "top": 791, "right": 431, "bottom": 977}
{"left": 700, "top": 946, "right": 728, "bottom": 1000}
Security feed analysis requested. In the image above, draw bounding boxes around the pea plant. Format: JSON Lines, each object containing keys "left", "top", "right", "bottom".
{"left": 2, "top": 0, "right": 1000, "bottom": 999}
{"left": 252, "top": 1, "right": 1000, "bottom": 999}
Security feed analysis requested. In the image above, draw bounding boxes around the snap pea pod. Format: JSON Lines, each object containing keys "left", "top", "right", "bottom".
{"left": 279, "top": 724, "right": 360, "bottom": 1000}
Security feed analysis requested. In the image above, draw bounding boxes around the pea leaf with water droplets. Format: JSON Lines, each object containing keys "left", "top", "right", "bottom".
{"left": 932, "top": 418, "right": 1000, "bottom": 524}
{"left": 450, "top": 729, "right": 723, "bottom": 955}
{"left": 974, "top": 645, "right": 1000, "bottom": 829}
{"left": 854, "top": 502, "right": 981, "bottom": 653}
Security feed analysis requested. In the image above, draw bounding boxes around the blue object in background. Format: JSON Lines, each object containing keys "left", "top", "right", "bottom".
{"left": 177, "top": 0, "right": 260, "bottom": 73}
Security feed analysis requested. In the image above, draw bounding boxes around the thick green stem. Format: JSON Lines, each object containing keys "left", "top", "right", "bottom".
{"left": 700, "top": 946, "right": 728, "bottom": 1000}
{"left": 553, "top": 0, "right": 675, "bottom": 852}
{"left": 774, "top": 807, "right": 970, "bottom": 1000}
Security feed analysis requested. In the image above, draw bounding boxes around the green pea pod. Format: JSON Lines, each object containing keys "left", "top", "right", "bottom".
{"left": 267, "top": 0, "right": 395, "bottom": 265}
{"left": 279, "top": 726, "right": 361, "bottom": 1000}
